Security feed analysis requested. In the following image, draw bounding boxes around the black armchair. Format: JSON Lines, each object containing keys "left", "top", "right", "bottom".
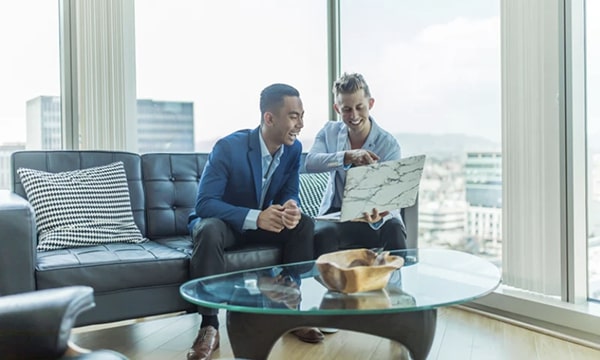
{"left": 0, "top": 286, "right": 128, "bottom": 360}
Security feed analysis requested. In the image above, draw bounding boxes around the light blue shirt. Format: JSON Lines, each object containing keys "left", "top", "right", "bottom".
{"left": 243, "top": 130, "right": 283, "bottom": 230}
{"left": 304, "top": 117, "right": 402, "bottom": 229}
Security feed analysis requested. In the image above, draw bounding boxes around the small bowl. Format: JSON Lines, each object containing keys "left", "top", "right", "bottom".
{"left": 316, "top": 248, "right": 404, "bottom": 294}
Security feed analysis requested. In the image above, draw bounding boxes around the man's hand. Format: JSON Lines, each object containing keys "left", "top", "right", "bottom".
{"left": 352, "top": 208, "right": 390, "bottom": 224}
{"left": 257, "top": 205, "right": 286, "bottom": 232}
{"left": 281, "top": 199, "right": 301, "bottom": 230}
{"left": 344, "top": 149, "right": 380, "bottom": 167}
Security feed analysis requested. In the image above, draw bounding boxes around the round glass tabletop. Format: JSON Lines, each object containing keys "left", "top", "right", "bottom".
{"left": 180, "top": 248, "right": 501, "bottom": 316}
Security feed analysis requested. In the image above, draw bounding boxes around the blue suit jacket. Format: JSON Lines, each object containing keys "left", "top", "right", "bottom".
{"left": 188, "top": 127, "right": 302, "bottom": 233}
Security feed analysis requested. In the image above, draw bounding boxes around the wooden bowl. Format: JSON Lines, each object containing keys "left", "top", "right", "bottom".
{"left": 316, "top": 248, "right": 404, "bottom": 294}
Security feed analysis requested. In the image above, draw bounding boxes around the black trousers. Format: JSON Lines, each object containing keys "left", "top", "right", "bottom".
{"left": 314, "top": 217, "right": 407, "bottom": 258}
{"left": 190, "top": 213, "right": 315, "bottom": 316}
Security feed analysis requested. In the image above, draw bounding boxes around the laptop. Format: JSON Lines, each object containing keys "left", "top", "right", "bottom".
{"left": 314, "top": 154, "right": 426, "bottom": 222}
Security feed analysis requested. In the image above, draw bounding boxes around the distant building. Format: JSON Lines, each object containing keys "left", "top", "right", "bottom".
{"left": 464, "top": 152, "right": 502, "bottom": 252}
{"left": 419, "top": 200, "right": 467, "bottom": 247}
{"left": 467, "top": 205, "right": 502, "bottom": 250}
{"left": 0, "top": 143, "right": 26, "bottom": 190}
{"left": 417, "top": 157, "right": 467, "bottom": 248}
{"left": 420, "top": 201, "right": 466, "bottom": 233}
{"left": 25, "top": 96, "right": 194, "bottom": 153}
{"left": 26, "top": 96, "right": 62, "bottom": 150}
{"left": 465, "top": 152, "right": 502, "bottom": 208}
{"left": 137, "top": 99, "right": 194, "bottom": 153}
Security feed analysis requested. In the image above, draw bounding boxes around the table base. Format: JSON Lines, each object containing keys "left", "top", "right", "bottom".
{"left": 226, "top": 309, "right": 437, "bottom": 360}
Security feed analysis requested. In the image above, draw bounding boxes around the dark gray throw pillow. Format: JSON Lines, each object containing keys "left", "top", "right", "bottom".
{"left": 17, "top": 161, "right": 146, "bottom": 252}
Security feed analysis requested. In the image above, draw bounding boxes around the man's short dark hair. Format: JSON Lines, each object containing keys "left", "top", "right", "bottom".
{"left": 260, "top": 83, "right": 300, "bottom": 116}
{"left": 333, "top": 72, "right": 372, "bottom": 98}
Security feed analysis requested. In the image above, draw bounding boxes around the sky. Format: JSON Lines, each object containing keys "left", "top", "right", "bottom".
{"left": 134, "top": 0, "right": 502, "bottom": 147}
{"left": 0, "top": 1, "right": 60, "bottom": 144}
{"left": 0, "top": 1, "right": 597, "bottom": 147}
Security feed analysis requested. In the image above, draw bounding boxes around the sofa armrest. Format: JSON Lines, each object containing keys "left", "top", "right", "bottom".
{"left": 0, "top": 189, "right": 37, "bottom": 295}
{"left": 0, "top": 286, "right": 95, "bottom": 359}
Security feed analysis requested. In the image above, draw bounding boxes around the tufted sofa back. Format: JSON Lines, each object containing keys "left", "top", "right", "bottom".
{"left": 9, "top": 151, "right": 318, "bottom": 236}
{"left": 141, "top": 153, "right": 208, "bottom": 238}
{"left": 10, "top": 151, "right": 213, "bottom": 240}
{"left": 11, "top": 151, "right": 418, "bottom": 248}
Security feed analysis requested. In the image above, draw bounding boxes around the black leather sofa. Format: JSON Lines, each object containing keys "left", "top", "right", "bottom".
{"left": 0, "top": 150, "right": 418, "bottom": 327}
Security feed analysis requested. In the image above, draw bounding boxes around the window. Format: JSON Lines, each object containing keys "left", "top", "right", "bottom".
{"left": 0, "top": 1, "right": 61, "bottom": 189}
{"left": 339, "top": 1, "right": 501, "bottom": 265}
{"left": 4, "top": 0, "right": 600, "bottom": 341}
{"left": 135, "top": 0, "right": 329, "bottom": 153}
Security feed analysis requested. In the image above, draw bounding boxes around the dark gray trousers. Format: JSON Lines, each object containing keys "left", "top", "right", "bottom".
{"left": 190, "top": 214, "right": 315, "bottom": 316}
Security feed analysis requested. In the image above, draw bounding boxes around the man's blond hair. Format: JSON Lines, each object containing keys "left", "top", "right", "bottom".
{"left": 332, "top": 72, "right": 372, "bottom": 98}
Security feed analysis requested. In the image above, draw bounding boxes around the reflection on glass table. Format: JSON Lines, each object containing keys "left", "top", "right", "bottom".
{"left": 319, "top": 270, "right": 417, "bottom": 310}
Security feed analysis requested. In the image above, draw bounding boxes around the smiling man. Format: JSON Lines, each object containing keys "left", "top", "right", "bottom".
{"left": 304, "top": 72, "right": 408, "bottom": 257}
{"left": 186, "top": 83, "right": 318, "bottom": 360}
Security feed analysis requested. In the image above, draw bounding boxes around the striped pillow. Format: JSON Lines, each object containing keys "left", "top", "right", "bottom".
{"left": 17, "top": 161, "right": 146, "bottom": 252}
{"left": 299, "top": 172, "right": 329, "bottom": 217}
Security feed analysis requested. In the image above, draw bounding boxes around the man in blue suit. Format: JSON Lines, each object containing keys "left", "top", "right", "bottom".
{"left": 186, "top": 84, "right": 319, "bottom": 360}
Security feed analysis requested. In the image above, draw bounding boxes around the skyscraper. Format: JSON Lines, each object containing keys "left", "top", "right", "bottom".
{"left": 26, "top": 96, "right": 62, "bottom": 150}
{"left": 25, "top": 96, "right": 194, "bottom": 153}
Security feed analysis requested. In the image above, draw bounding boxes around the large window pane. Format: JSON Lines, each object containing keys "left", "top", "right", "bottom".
{"left": 340, "top": 1, "right": 501, "bottom": 265}
{"left": 135, "top": 0, "right": 329, "bottom": 153}
{"left": 587, "top": 0, "right": 600, "bottom": 301}
{"left": 0, "top": 1, "right": 61, "bottom": 189}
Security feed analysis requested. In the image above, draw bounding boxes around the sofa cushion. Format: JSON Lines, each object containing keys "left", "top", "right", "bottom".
{"left": 298, "top": 172, "right": 329, "bottom": 217}
{"left": 35, "top": 241, "right": 189, "bottom": 293}
{"left": 17, "top": 161, "right": 146, "bottom": 252}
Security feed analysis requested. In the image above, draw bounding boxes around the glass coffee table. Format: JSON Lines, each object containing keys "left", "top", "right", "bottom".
{"left": 180, "top": 249, "right": 501, "bottom": 360}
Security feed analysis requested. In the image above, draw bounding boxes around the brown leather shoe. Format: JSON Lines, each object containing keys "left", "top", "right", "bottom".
{"left": 291, "top": 327, "right": 324, "bottom": 344}
{"left": 187, "top": 325, "right": 220, "bottom": 360}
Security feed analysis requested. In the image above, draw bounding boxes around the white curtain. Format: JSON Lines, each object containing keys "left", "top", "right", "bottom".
{"left": 72, "top": 0, "right": 137, "bottom": 151}
{"left": 501, "top": 0, "right": 562, "bottom": 295}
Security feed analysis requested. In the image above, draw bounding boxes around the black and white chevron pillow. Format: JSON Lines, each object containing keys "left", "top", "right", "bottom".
{"left": 17, "top": 161, "right": 146, "bottom": 252}
{"left": 299, "top": 172, "right": 329, "bottom": 217}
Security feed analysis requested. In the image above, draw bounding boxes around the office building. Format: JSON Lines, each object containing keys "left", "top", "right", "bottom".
{"left": 25, "top": 97, "right": 194, "bottom": 153}
{"left": 26, "top": 96, "right": 62, "bottom": 150}
{"left": 464, "top": 152, "right": 502, "bottom": 254}
{"left": 137, "top": 99, "right": 194, "bottom": 153}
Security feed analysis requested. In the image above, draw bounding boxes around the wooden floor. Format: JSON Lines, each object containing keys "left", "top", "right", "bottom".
{"left": 71, "top": 306, "right": 600, "bottom": 360}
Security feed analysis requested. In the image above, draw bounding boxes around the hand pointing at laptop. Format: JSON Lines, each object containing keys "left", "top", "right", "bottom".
{"left": 344, "top": 149, "right": 380, "bottom": 166}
